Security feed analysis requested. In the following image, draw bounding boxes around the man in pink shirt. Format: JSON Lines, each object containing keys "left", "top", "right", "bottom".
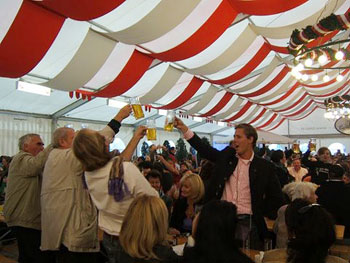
{"left": 174, "top": 118, "right": 284, "bottom": 250}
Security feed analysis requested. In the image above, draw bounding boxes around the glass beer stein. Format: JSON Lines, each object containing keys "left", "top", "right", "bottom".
{"left": 164, "top": 110, "right": 175, "bottom": 132}
{"left": 292, "top": 140, "right": 300, "bottom": 154}
{"left": 129, "top": 97, "right": 144, "bottom": 120}
{"left": 146, "top": 119, "right": 157, "bottom": 141}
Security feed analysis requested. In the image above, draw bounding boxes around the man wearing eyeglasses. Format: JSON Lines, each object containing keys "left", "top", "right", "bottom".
{"left": 3, "top": 133, "right": 53, "bottom": 263}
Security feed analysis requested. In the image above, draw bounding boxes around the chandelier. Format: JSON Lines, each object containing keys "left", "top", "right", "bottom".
{"left": 288, "top": 12, "right": 350, "bottom": 82}
{"left": 324, "top": 95, "right": 350, "bottom": 120}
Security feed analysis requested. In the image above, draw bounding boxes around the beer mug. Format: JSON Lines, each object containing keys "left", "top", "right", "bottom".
{"left": 129, "top": 97, "right": 144, "bottom": 120}
{"left": 146, "top": 119, "right": 157, "bottom": 141}
{"left": 309, "top": 138, "right": 316, "bottom": 152}
{"left": 164, "top": 110, "right": 175, "bottom": 132}
{"left": 292, "top": 140, "right": 300, "bottom": 154}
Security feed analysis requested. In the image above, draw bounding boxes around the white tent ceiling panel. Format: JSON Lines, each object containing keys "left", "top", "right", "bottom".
{"left": 0, "top": 0, "right": 21, "bottom": 44}
{"left": 30, "top": 19, "right": 90, "bottom": 79}
{"left": 141, "top": 0, "right": 221, "bottom": 53}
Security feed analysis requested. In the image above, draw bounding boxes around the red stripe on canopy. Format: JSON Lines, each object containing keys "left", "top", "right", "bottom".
{"left": 266, "top": 118, "right": 286, "bottom": 131}
{"left": 209, "top": 43, "right": 271, "bottom": 85}
{"left": 0, "top": 1, "right": 64, "bottom": 78}
{"left": 259, "top": 82, "right": 300, "bottom": 106}
{"left": 309, "top": 80, "right": 350, "bottom": 98}
{"left": 224, "top": 101, "right": 253, "bottom": 122}
{"left": 249, "top": 108, "right": 267, "bottom": 124}
{"left": 151, "top": 0, "right": 238, "bottom": 61}
{"left": 241, "top": 66, "right": 290, "bottom": 98}
{"left": 153, "top": 77, "right": 204, "bottom": 109}
{"left": 227, "top": 0, "right": 307, "bottom": 15}
{"left": 36, "top": 0, "right": 125, "bottom": 20}
{"left": 200, "top": 92, "right": 234, "bottom": 117}
{"left": 257, "top": 113, "right": 278, "bottom": 129}
{"left": 290, "top": 106, "right": 318, "bottom": 121}
{"left": 76, "top": 50, "right": 153, "bottom": 98}
{"left": 274, "top": 92, "right": 308, "bottom": 113}
{"left": 268, "top": 44, "right": 289, "bottom": 54}
{"left": 283, "top": 101, "right": 314, "bottom": 117}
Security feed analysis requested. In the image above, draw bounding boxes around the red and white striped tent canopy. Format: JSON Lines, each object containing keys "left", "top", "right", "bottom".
{"left": 0, "top": 0, "right": 349, "bottom": 135}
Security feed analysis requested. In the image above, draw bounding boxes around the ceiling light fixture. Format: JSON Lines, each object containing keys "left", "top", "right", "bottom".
{"left": 16, "top": 81, "right": 51, "bottom": 96}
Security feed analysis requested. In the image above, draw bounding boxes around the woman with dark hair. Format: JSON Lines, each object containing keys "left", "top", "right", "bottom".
{"left": 183, "top": 200, "right": 253, "bottom": 263}
{"left": 302, "top": 146, "right": 343, "bottom": 185}
{"left": 271, "top": 150, "right": 293, "bottom": 188}
{"left": 262, "top": 199, "right": 346, "bottom": 263}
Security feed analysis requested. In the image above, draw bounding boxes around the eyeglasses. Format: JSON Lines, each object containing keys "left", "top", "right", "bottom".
{"left": 298, "top": 203, "right": 321, "bottom": 214}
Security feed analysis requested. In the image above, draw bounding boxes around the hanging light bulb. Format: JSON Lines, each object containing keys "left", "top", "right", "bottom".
{"left": 318, "top": 54, "right": 327, "bottom": 64}
{"left": 295, "top": 72, "right": 302, "bottom": 80}
{"left": 323, "top": 74, "right": 330, "bottom": 82}
{"left": 295, "top": 63, "right": 304, "bottom": 71}
{"left": 304, "top": 58, "right": 313, "bottom": 67}
{"left": 311, "top": 74, "right": 318, "bottom": 81}
{"left": 301, "top": 74, "right": 309, "bottom": 81}
{"left": 336, "top": 74, "right": 344, "bottom": 82}
{"left": 291, "top": 67, "right": 299, "bottom": 76}
{"left": 335, "top": 50, "right": 344, "bottom": 60}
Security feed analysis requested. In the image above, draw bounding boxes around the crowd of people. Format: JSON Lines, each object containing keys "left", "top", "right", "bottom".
{"left": 0, "top": 105, "right": 349, "bottom": 263}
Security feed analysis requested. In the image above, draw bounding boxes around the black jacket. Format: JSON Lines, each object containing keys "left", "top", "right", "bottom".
{"left": 316, "top": 180, "right": 350, "bottom": 238}
{"left": 187, "top": 133, "right": 285, "bottom": 239}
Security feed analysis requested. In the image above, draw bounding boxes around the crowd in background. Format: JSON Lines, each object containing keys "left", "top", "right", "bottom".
{"left": 0, "top": 106, "right": 349, "bottom": 263}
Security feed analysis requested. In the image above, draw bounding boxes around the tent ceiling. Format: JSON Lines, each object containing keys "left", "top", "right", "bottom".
{"left": 0, "top": 0, "right": 350, "bottom": 135}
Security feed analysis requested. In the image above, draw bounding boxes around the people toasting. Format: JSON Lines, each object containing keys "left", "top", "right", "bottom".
{"left": 174, "top": 118, "right": 284, "bottom": 250}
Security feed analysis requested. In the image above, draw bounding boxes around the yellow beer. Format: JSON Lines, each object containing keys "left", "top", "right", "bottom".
{"left": 131, "top": 104, "right": 144, "bottom": 119}
{"left": 164, "top": 122, "right": 174, "bottom": 132}
{"left": 292, "top": 143, "right": 300, "bottom": 153}
{"left": 147, "top": 128, "right": 157, "bottom": 141}
{"left": 309, "top": 142, "right": 316, "bottom": 152}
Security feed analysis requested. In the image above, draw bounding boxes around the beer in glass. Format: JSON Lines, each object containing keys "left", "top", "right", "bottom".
{"left": 146, "top": 119, "right": 157, "bottom": 141}
{"left": 164, "top": 110, "right": 175, "bottom": 132}
{"left": 129, "top": 97, "right": 144, "bottom": 119}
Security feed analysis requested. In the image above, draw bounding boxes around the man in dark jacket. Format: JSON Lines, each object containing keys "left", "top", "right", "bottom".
{"left": 174, "top": 118, "right": 284, "bottom": 249}
{"left": 316, "top": 162, "right": 350, "bottom": 238}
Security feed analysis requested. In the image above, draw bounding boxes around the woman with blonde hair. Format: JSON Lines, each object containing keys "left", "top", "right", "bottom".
{"left": 170, "top": 173, "right": 204, "bottom": 234}
{"left": 72, "top": 126, "right": 158, "bottom": 263}
{"left": 118, "top": 195, "right": 180, "bottom": 263}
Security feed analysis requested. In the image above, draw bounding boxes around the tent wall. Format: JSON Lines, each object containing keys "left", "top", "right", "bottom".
{"left": 0, "top": 114, "right": 52, "bottom": 156}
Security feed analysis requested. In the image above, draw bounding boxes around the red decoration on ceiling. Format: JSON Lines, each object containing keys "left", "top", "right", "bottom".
{"left": 266, "top": 118, "right": 286, "bottom": 131}
{"left": 241, "top": 66, "right": 290, "bottom": 98}
{"left": 274, "top": 93, "right": 308, "bottom": 113}
{"left": 153, "top": 77, "right": 204, "bottom": 109}
{"left": 283, "top": 100, "right": 314, "bottom": 117}
{"left": 209, "top": 43, "right": 271, "bottom": 85}
{"left": 200, "top": 92, "right": 234, "bottom": 117}
{"left": 150, "top": 0, "right": 238, "bottom": 61}
{"left": 36, "top": 0, "right": 125, "bottom": 20}
{"left": 249, "top": 108, "right": 267, "bottom": 124}
{"left": 0, "top": 1, "right": 64, "bottom": 78}
{"left": 227, "top": 0, "right": 307, "bottom": 16}
{"left": 260, "top": 82, "right": 300, "bottom": 106}
{"left": 76, "top": 50, "right": 153, "bottom": 98}
{"left": 257, "top": 113, "right": 278, "bottom": 129}
{"left": 224, "top": 101, "right": 253, "bottom": 122}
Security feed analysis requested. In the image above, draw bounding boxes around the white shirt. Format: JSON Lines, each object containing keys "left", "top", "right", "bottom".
{"left": 85, "top": 161, "right": 158, "bottom": 236}
{"left": 287, "top": 166, "right": 308, "bottom": 182}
